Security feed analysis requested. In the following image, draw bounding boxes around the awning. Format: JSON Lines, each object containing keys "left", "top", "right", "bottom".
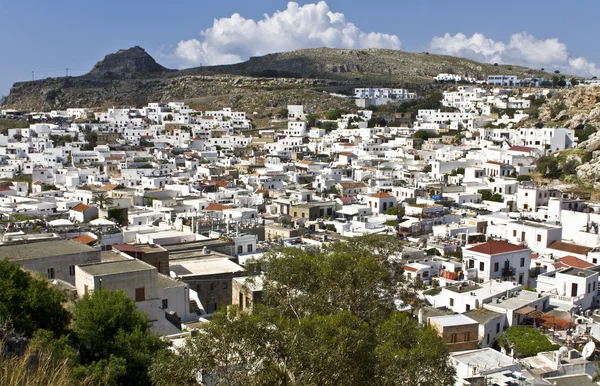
{"left": 48, "top": 219, "right": 73, "bottom": 226}
{"left": 515, "top": 306, "right": 543, "bottom": 318}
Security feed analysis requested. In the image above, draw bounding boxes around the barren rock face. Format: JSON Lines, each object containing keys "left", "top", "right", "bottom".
{"left": 4, "top": 46, "right": 554, "bottom": 110}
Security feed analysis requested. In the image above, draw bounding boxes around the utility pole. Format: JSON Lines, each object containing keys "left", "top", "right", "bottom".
{"left": 65, "top": 68, "right": 69, "bottom": 77}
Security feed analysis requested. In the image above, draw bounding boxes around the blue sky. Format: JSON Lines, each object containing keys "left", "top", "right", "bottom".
{"left": 2, "top": 0, "right": 599, "bottom": 96}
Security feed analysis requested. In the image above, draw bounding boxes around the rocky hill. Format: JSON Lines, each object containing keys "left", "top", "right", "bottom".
{"left": 4, "top": 46, "right": 557, "bottom": 111}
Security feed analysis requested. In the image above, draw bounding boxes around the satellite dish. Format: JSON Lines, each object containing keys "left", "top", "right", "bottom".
{"left": 582, "top": 342, "right": 596, "bottom": 359}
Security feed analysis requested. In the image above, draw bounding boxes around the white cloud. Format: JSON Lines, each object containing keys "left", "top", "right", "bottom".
{"left": 172, "top": 1, "right": 401, "bottom": 67}
{"left": 430, "top": 32, "right": 599, "bottom": 77}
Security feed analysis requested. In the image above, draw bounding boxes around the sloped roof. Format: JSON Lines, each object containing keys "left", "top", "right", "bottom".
{"left": 508, "top": 146, "right": 535, "bottom": 153}
{"left": 71, "top": 203, "right": 92, "bottom": 213}
{"left": 73, "top": 234, "right": 97, "bottom": 245}
{"left": 371, "top": 192, "right": 393, "bottom": 199}
{"left": 205, "top": 203, "right": 233, "bottom": 211}
{"left": 466, "top": 240, "right": 528, "bottom": 255}
{"left": 548, "top": 241, "right": 593, "bottom": 256}
{"left": 558, "top": 255, "right": 594, "bottom": 268}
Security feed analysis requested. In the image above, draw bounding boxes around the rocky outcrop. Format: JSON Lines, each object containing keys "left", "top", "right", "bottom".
{"left": 87, "top": 46, "right": 169, "bottom": 79}
{"left": 5, "top": 46, "right": 558, "bottom": 110}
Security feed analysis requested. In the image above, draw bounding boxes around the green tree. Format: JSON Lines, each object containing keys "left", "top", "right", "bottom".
{"left": 386, "top": 205, "right": 405, "bottom": 217}
{"left": 325, "top": 109, "right": 343, "bottom": 121}
{"left": 151, "top": 236, "right": 455, "bottom": 386}
{"left": 0, "top": 259, "right": 70, "bottom": 337}
{"left": 72, "top": 288, "right": 167, "bottom": 386}
{"left": 563, "top": 158, "right": 580, "bottom": 175}
{"left": 305, "top": 113, "right": 318, "bottom": 126}
{"left": 276, "top": 108, "right": 289, "bottom": 119}
{"left": 516, "top": 174, "right": 532, "bottom": 182}
{"left": 92, "top": 191, "right": 114, "bottom": 209}
{"left": 413, "top": 130, "right": 437, "bottom": 141}
{"left": 535, "top": 155, "right": 559, "bottom": 178}
{"left": 375, "top": 312, "right": 455, "bottom": 386}
{"left": 422, "top": 164, "right": 432, "bottom": 173}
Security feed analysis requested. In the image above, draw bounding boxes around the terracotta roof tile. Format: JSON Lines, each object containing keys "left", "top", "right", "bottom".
{"left": 548, "top": 241, "right": 593, "bottom": 256}
{"left": 466, "top": 240, "right": 529, "bottom": 255}
{"left": 73, "top": 234, "right": 96, "bottom": 245}
{"left": 205, "top": 203, "right": 233, "bottom": 211}
{"left": 71, "top": 203, "right": 92, "bottom": 213}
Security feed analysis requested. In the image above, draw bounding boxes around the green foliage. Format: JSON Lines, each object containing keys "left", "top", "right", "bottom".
{"left": 383, "top": 220, "right": 399, "bottom": 226}
{"left": 385, "top": 205, "right": 405, "bottom": 217}
{"left": 522, "top": 286, "right": 536, "bottom": 292}
{"left": 374, "top": 312, "right": 455, "bottom": 385}
{"left": 0, "top": 259, "right": 70, "bottom": 337}
{"left": 505, "top": 326, "right": 559, "bottom": 357}
{"left": 517, "top": 174, "right": 532, "bottom": 182}
{"left": 325, "top": 108, "right": 343, "bottom": 120}
{"left": 422, "top": 164, "right": 432, "bottom": 173}
{"left": 413, "top": 130, "right": 438, "bottom": 141}
{"left": 151, "top": 236, "right": 455, "bottom": 386}
{"left": 92, "top": 191, "right": 114, "bottom": 209}
{"left": 72, "top": 288, "right": 167, "bottom": 386}
{"left": 480, "top": 190, "right": 503, "bottom": 202}
{"left": 41, "top": 183, "right": 58, "bottom": 191}
{"left": 575, "top": 124, "right": 597, "bottom": 142}
{"left": 449, "top": 167, "right": 465, "bottom": 176}
{"left": 535, "top": 155, "right": 559, "bottom": 178}
{"left": 276, "top": 108, "right": 289, "bottom": 118}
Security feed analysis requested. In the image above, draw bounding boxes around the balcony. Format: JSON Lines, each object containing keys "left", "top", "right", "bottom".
{"left": 502, "top": 267, "right": 515, "bottom": 277}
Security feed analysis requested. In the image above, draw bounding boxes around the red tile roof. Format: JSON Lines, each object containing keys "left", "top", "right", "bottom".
{"left": 73, "top": 234, "right": 97, "bottom": 245}
{"left": 404, "top": 265, "right": 419, "bottom": 272}
{"left": 371, "top": 192, "right": 393, "bottom": 199}
{"left": 466, "top": 240, "right": 529, "bottom": 255}
{"left": 71, "top": 203, "right": 92, "bottom": 213}
{"left": 508, "top": 146, "right": 535, "bottom": 153}
{"left": 548, "top": 241, "right": 593, "bottom": 256}
{"left": 205, "top": 203, "right": 233, "bottom": 211}
{"left": 485, "top": 160, "right": 506, "bottom": 166}
{"left": 558, "top": 255, "right": 595, "bottom": 269}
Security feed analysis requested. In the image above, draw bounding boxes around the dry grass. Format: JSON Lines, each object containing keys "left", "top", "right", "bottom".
{"left": 0, "top": 347, "right": 87, "bottom": 386}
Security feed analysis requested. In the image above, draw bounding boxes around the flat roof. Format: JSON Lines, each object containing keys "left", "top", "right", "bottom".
{"left": 560, "top": 267, "right": 597, "bottom": 278}
{"left": 429, "top": 314, "right": 478, "bottom": 327}
{"left": 78, "top": 259, "right": 155, "bottom": 276}
{"left": 464, "top": 308, "right": 504, "bottom": 324}
{"left": 169, "top": 258, "right": 244, "bottom": 277}
{"left": 158, "top": 273, "right": 186, "bottom": 289}
{"left": 1, "top": 239, "right": 97, "bottom": 260}
{"left": 452, "top": 347, "right": 515, "bottom": 369}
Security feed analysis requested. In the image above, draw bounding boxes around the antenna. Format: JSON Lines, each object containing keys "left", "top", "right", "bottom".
{"left": 66, "top": 68, "right": 69, "bottom": 77}
{"left": 582, "top": 342, "right": 595, "bottom": 359}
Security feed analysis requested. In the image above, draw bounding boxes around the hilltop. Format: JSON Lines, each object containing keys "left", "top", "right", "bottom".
{"left": 4, "top": 46, "right": 557, "bottom": 110}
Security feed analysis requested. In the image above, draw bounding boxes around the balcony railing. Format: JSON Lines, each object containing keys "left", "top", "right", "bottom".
{"left": 502, "top": 267, "right": 515, "bottom": 277}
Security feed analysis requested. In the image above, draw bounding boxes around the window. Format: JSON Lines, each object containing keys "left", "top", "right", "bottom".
{"left": 135, "top": 287, "right": 145, "bottom": 302}
{"left": 464, "top": 332, "right": 470, "bottom": 342}
{"left": 479, "top": 262, "right": 484, "bottom": 271}
{"left": 520, "top": 258, "right": 525, "bottom": 267}
{"left": 162, "top": 299, "right": 168, "bottom": 309}
{"left": 494, "top": 262, "right": 499, "bottom": 272}
{"left": 450, "top": 333, "right": 457, "bottom": 343}
{"left": 237, "top": 245, "right": 243, "bottom": 254}
{"left": 466, "top": 304, "right": 471, "bottom": 311}
{"left": 47, "top": 268, "right": 55, "bottom": 279}
{"left": 84, "top": 284, "right": 88, "bottom": 295}
{"left": 449, "top": 298, "right": 454, "bottom": 307}
{"left": 486, "top": 334, "right": 490, "bottom": 345}
{"left": 247, "top": 244, "right": 253, "bottom": 252}
{"left": 513, "top": 230, "right": 517, "bottom": 237}
{"left": 496, "top": 323, "right": 501, "bottom": 333}
{"left": 537, "top": 234, "right": 542, "bottom": 242}
{"left": 69, "top": 265, "right": 75, "bottom": 276}
{"left": 589, "top": 283, "right": 592, "bottom": 294}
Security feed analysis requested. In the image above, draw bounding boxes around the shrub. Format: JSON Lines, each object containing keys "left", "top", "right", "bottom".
{"left": 505, "top": 326, "right": 559, "bottom": 357}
